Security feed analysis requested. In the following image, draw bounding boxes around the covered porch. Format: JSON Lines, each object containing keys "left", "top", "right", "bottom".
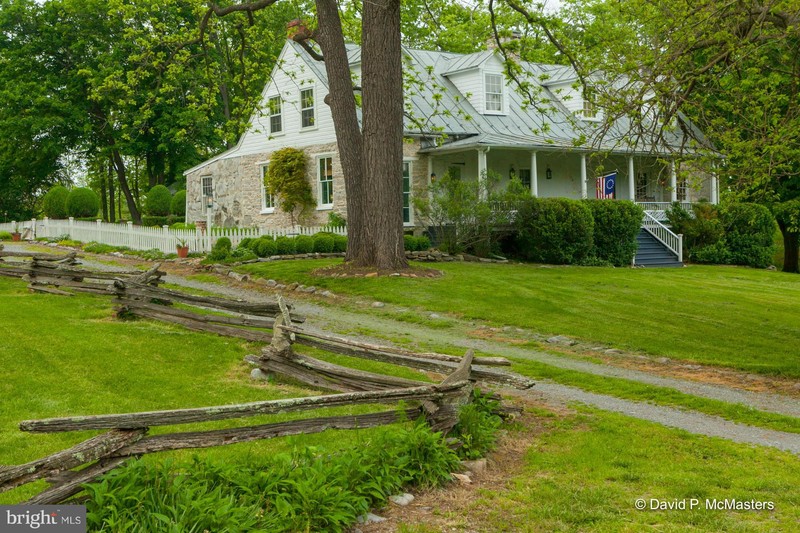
{"left": 419, "top": 137, "right": 719, "bottom": 221}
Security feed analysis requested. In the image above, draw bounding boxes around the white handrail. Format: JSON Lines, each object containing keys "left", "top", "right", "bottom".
{"left": 641, "top": 211, "right": 682, "bottom": 262}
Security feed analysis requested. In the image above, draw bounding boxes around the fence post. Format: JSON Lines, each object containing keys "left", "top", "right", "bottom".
{"left": 43, "top": 217, "right": 49, "bottom": 240}
{"left": 68, "top": 217, "right": 74, "bottom": 237}
{"left": 30, "top": 218, "right": 36, "bottom": 240}
{"left": 163, "top": 225, "right": 170, "bottom": 254}
{"left": 127, "top": 221, "right": 133, "bottom": 250}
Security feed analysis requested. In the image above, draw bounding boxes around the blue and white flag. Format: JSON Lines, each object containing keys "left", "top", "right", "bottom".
{"left": 596, "top": 171, "right": 616, "bottom": 199}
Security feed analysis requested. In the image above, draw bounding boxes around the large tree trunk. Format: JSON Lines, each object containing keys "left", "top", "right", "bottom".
{"left": 108, "top": 156, "right": 116, "bottom": 223}
{"left": 111, "top": 149, "right": 142, "bottom": 225}
{"left": 314, "top": 0, "right": 367, "bottom": 263}
{"left": 778, "top": 221, "right": 799, "bottom": 273}
{"left": 360, "top": 0, "right": 408, "bottom": 270}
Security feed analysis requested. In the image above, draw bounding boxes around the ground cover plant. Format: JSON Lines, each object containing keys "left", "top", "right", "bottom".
{"left": 237, "top": 259, "right": 800, "bottom": 377}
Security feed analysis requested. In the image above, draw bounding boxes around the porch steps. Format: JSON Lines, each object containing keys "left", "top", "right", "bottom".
{"left": 635, "top": 229, "right": 683, "bottom": 268}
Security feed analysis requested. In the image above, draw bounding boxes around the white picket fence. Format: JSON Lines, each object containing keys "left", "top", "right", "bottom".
{"left": 0, "top": 218, "right": 346, "bottom": 254}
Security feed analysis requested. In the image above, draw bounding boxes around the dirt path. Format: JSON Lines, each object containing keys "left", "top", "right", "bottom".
{"left": 9, "top": 243, "right": 799, "bottom": 454}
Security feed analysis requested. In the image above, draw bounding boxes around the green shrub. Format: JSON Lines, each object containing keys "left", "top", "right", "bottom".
{"left": 141, "top": 216, "right": 170, "bottom": 227}
{"left": 451, "top": 389, "right": 503, "bottom": 460}
{"left": 294, "top": 235, "right": 314, "bottom": 254}
{"left": 275, "top": 236, "right": 296, "bottom": 255}
{"left": 333, "top": 234, "right": 348, "bottom": 253}
{"left": 166, "top": 215, "right": 185, "bottom": 226}
{"left": 170, "top": 190, "right": 186, "bottom": 216}
{"left": 313, "top": 233, "right": 335, "bottom": 253}
{"left": 667, "top": 202, "right": 724, "bottom": 252}
{"left": 416, "top": 235, "right": 431, "bottom": 251}
{"left": 254, "top": 237, "right": 277, "bottom": 258}
{"left": 65, "top": 187, "right": 100, "bottom": 218}
{"left": 691, "top": 242, "right": 731, "bottom": 264}
{"left": 238, "top": 237, "right": 255, "bottom": 250}
{"left": 230, "top": 247, "right": 257, "bottom": 262}
{"left": 0, "top": 231, "right": 12, "bottom": 240}
{"left": 403, "top": 234, "right": 417, "bottom": 251}
{"left": 327, "top": 211, "right": 347, "bottom": 228}
{"left": 265, "top": 147, "right": 314, "bottom": 224}
{"left": 513, "top": 197, "right": 594, "bottom": 264}
{"left": 720, "top": 203, "right": 776, "bottom": 268}
{"left": 83, "top": 420, "right": 460, "bottom": 532}
{"left": 42, "top": 185, "right": 69, "bottom": 219}
{"left": 584, "top": 200, "right": 644, "bottom": 266}
{"left": 208, "top": 237, "right": 232, "bottom": 261}
{"left": 145, "top": 185, "right": 172, "bottom": 216}
{"left": 170, "top": 222, "right": 196, "bottom": 230}
{"left": 83, "top": 242, "right": 117, "bottom": 254}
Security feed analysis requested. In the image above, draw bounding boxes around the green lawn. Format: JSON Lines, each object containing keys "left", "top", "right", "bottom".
{"left": 435, "top": 407, "right": 800, "bottom": 532}
{"left": 239, "top": 260, "right": 800, "bottom": 377}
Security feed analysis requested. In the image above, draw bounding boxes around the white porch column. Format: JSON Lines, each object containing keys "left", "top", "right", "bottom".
{"left": 530, "top": 151, "right": 538, "bottom": 197}
{"left": 628, "top": 156, "right": 635, "bottom": 201}
{"left": 427, "top": 157, "right": 433, "bottom": 186}
{"left": 580, "top": 153, "right": 588, "bottom": 199}
{"left": 710, "top": 172, "right": 718, "bottom": 205}
{"left": 669, "top": 160, "right": 678, "bottom": 202}
{"left": 478, "top": 148, "right": 488, "bottom": 200}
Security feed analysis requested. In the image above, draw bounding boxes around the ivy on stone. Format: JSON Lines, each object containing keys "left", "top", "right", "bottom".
{"left": 265, "top": 147, "right": 314, "bottom": 225}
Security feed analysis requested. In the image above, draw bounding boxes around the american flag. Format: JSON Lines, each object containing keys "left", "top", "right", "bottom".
{"left": 596, "top": 171, "right": 616, "bottom": 199}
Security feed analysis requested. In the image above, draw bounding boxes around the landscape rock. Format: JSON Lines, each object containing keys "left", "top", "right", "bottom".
{"left": 228, "top": 271, "right": 249, "bottom": 282}
{"left": 253, "top": 278, "right": 268, "bottom": 285}
{"left": 461, "top": 458, "right": 487, "bottom": 475}
{"left": 389, "top": 493, "right": 415, "bottom": 506}
{"left": 451, "top": 473, "right": 472, "bottom": 485}
{"left": 547, "top": 335, "right": 577, "bottom": 346}
{"left": 320, "top": 290, "right": 334, "bottom": 298}
{"left": 604, "top": 349, "right": 623, "bottom": 355}
{"left": 266, "top": 279, "right": 277, "bottom": 287}
{"left": 287, "top": 282, "right": 299, "bottom": 291}
{"left": 429, "top": 313, "right": 441, "bottom": 319}
{"left": 371, "top": 301, "right": 385, "bottom": 308}
{"left": 249, "top": 368, "right": 270, "bottom": 381}
{"left": 357, "top": 513, "right": 386, "bottom": 524}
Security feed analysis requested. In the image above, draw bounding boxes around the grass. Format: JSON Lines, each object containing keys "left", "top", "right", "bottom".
{"left": 456, "top": 407, "right": 800, "bottom": 532}
{"left": 0, "top": 277, "right": 407, "bottom": 503}
{"left": 238, "top": 259, "right": 800, "bottom": 377}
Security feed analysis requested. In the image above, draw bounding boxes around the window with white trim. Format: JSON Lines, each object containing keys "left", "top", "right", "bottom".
{"left": 267, "top": 96, "right": 282, "bottom": 134}
{"left": 677, "top": 178, "right": 688, "bottom": 202}
{"left": 201, "top": 176, "right": 213, "bottom": 213}
{"left": 581, "top": 89, "right": 598, "bottom": 120}
{"left": 318, "top": 156, "right": 333, "bottom": 208}
{"left": 402, "top": 161, "right": 412, "bottom": 224}
{"left": 484, "top": 73, "right": 503, "bottom": 113}
{"left": 260, "top": 163, "right": 275, "bottom": 212}
{"left": 519, "top": 168, "right": 532, "bottom": 190}
{"left": 300, "top": 88, "right": 315, "bottom": 128}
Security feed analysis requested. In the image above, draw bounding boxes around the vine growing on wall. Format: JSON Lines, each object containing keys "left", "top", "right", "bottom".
{"left": 265, "top": 147, "right": 314, "bottom": 225}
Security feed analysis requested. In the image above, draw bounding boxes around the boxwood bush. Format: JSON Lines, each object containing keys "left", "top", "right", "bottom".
{"left": 720, "top": 203, "right": 776, "bottom": 268}
{"left": 65, "top": 187, "right": 100, "bottom": 218}
{"left": 145, "top": 185, "right": 172, "bottom": 217}
{"left": 294, "top": 235, "right": 314, "bottom": 254}
{"left": 583, "top": 200, "right": 644, "bottom": 266}
{"left": 333, "top": 234, "right": 348, "bottom": 253}
{"left": 208, "top": 237, "right": 232, "bottom": 261}
{"left": 313, "top": 233, "right": 335, "bottom": 253}
{"left": 141, "top": 216, "right": 170, "bottom": 227}
{"left": 42, "top": 185, "right": 69, "bottom": 219}
{"left": 275, "top": 236, "right": 296, "bottom": 255}
{"left": 513, "top": 197, "right": 594, "bottom": 264}
{"left": 254, "top": 237, "right": 277, "bottom": 258}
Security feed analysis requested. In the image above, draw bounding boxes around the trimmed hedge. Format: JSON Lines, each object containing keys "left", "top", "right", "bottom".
{"left": 403, "top": 235, "right": 433, "bottom": 252}
{"left": 42, "top": 185, "right": 69, "bottom": 219}
{"left": 295, "top": 235, "right": 314, "bottom": 254}
{"left": 171, "top": 190, "right": 186, "bottom": 216}
{"left": 333, "top": 234, "right": 348, "bottom": 253}
{"left": 275, "top": 236, "right": 296, "bottom": 255}
{"left": 313, "top": 233, "right": 335, "bottom": 253}
{"left": 65, "top": 188, "right": 100, "bottom": 218}
{"left": 583, "top": 200, "right": 644, "bottom": 266}
{"left": 514, "top": 197, "right": 594, "bottom": 264}
{"left": 142, "top": 216, "right": 170, "bottom": 227}
{"left": 720, "top": 203, "right": 776, "bottom": 268}
{"left": 254, "top": 237, "right": 277, "bottom": 258}
{"left": 145, "top": 185, "right": 172, "bottom": 216}
{"left": 208, "top": 237, "right": 232, "bottom": 261}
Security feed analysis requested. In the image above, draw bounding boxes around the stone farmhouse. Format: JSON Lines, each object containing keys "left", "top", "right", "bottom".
{"left": 184, "top": 39, "right": 718, "bottom": 233}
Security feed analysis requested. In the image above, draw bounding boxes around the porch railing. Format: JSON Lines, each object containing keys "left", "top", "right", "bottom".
{"left": 636, "top": 201, "right": 693, "bottom": 222}
{"left": 641, "top": 211, "right": 683, "bottom": 262}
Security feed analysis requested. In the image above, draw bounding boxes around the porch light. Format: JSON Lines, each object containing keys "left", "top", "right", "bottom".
{"left": 546, "top": 167, "right": 552, "bottom": 180}
{"left": 430, "top": 172, "right": 436, "bottom": 183}
{"left": 509, "top": 164, "right": 516, "bottom": 179}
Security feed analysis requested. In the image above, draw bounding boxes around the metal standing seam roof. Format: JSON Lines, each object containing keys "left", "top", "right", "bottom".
{"left": 285, "top": 41, "right": 693, "bottom": 155}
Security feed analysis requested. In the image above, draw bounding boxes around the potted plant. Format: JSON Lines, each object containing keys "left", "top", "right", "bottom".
{"left": 176, "top": 238, "right": 189, "bottom": 258}
{"left": 11, "top": 223, "right": 21, "bottom": 242}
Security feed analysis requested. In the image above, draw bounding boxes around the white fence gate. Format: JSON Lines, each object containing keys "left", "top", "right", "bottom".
{"left": 0, "top": 218, "right": 346, "bottom": 254}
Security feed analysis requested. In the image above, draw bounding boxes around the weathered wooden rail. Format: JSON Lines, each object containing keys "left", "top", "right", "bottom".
{"left": 0, "top": 360, "right": 474, "bottom": 504}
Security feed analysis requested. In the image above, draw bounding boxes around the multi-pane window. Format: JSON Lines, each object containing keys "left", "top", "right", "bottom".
{"left": 402, "top": 162, "right": 412, "bottom": 224}
{"left": 485, "top": 73, "right": 503, "bottom": 113}
{"left": 518, "top": 168, "right": 532, "bottom": 190}
{"left": 318, "top": 156, "right": 333, "bottom": 207}
{"left": 636, "top": 172, "right": 648, "bottom": 201}
{"left": 202, "top": 176, "right": 213, "bottom": 212}
{"left": 268, "top": 96, "right": 282, "bottom": 134}
{"left": 301, "top": 88, "right": 315, "bottom": 128}
{"left": 677, "top": 178, "right": 688, "bottom": 202}
{"left": 582, "top": 89, "right": 597, "bottom": 119}
{"left": 261, "top": 164, "right": 275, "bottom": 211}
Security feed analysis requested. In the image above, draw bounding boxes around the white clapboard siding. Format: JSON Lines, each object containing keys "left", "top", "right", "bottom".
{"left": 17, "top": 218, "right": 346, "bottom": 254}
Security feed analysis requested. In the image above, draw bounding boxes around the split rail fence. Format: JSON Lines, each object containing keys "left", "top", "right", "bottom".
{"left": 0, "top": 249, "right": 533, "bottom": 504}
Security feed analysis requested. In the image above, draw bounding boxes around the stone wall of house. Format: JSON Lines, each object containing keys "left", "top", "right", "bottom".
{"left": 186, "top": 139, "right": 430, "bottom": 230}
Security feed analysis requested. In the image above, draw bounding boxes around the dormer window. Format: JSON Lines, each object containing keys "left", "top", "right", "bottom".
{"left": 484, "top": 73, "right": 503, "bottom": 113}
{"left": 581, "top": 89, "right": 598, "bottom": 120}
